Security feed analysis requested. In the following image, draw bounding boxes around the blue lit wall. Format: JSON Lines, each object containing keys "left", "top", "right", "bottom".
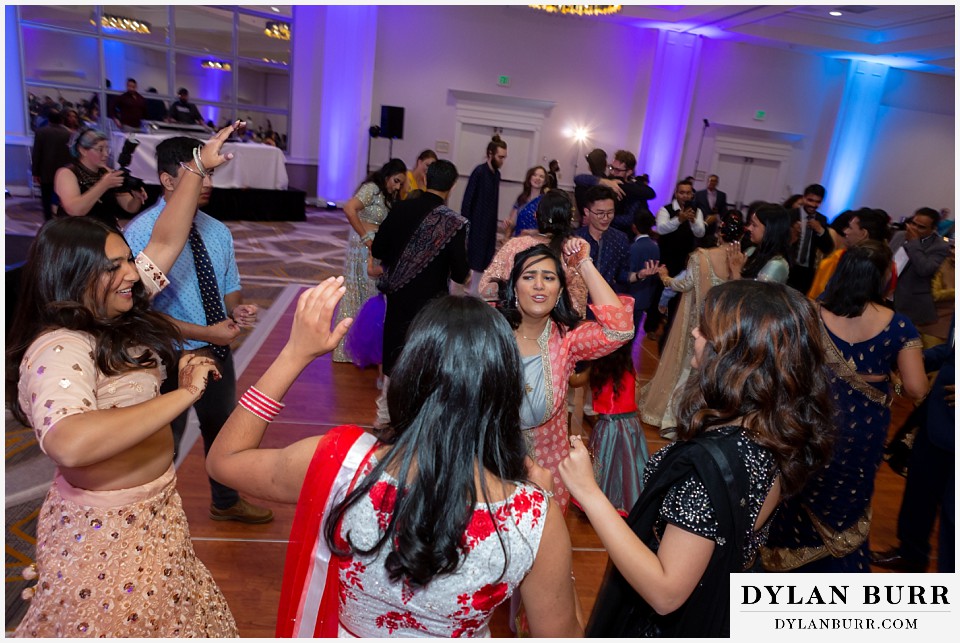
{"left": 317, "top": 5, "right": 378, "bottom": 201}
{"left": 637, "top": 30, "right": 702, "bottom": 204}
{"left": 6, "top": 5, "right": 26, "bottom": 135}
{"left": 821, "top": 61, "right": 890, "bottom": 219}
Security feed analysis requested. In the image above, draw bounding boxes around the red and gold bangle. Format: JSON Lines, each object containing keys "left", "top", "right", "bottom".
{"left": 238, "top": 386, "right": 285, "bottom": 422}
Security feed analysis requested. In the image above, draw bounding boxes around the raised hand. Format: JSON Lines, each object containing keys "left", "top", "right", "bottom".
{"left": 726, "top": 241, "right": 746, "bottom": 275}
{"left": 638, "top": 260, "right": 661, "bottom": 279}
{"left": 198, "top": 120, "right": 246, "bottom": 172}
{"left": 178, "top": 353, "right": 221, "bottom": 400}
{"left": 283, "top": 276, "right": 353, "bottom": 363}
{"left": 562, "top": 237, "right": 590, "bottom": 269}
{"left": 558, "top": 435, "right": 600, "bottom": 503}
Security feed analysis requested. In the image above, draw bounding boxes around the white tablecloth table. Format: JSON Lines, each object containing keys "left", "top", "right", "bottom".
{"left": 110, "top": 132, "right": 288, "bottom": 190}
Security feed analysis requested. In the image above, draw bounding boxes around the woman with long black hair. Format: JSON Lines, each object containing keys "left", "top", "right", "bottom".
{"left": 727, "top": 202, "right": 792, "bottom": 283}
{"left": 207, "top": 286, "right": 583, "bottom": 638}
{"left": 332, "top": 157, "right": 407, "bottom": 363}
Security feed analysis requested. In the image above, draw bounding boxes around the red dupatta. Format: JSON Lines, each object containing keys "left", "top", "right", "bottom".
{"left": 275, "top": 425, "right": 378, "bottom": 637}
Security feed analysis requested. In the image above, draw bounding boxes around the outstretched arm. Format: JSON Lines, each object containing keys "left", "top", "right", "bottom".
{"left": 143, "top": 121, "right": 244, "bottom": 274}
{"left": 207, "top": 277, "right": 353, "bottom": 504}
{"left": 559, "top": 436, "right": 714, "bottom": 615}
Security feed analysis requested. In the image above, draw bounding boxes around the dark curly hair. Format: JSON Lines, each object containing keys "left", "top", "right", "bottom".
{"left": 674, "top": 280, "right": 834, "bottom": 498}
{"left": 6, "top": 218, "right": 179, "bottom": 427}
{"left": 356, "top": 158, "right": 407, "bottom": 209}
{"left": 325, "top": 296, "right": 529, "bottom": 586}
{"left": 535, "top": 189, "right": 576, "bottom": 256}
{"left": 820, "top": 240, "right": 892, "bottom": 317}
{"left": 495, "top": 244, "right": 581, "bottom": 333}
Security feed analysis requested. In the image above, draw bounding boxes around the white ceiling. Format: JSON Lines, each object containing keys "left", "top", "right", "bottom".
{"left": 545, "top": 4, "right": 955, "bottom": 76}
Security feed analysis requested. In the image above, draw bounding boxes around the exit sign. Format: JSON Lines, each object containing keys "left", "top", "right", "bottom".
{"left": 497, "top": 75, "right": 511, "bottom": 87}
{"left": 754, "top": 109, "right": 767, "bottom": 121}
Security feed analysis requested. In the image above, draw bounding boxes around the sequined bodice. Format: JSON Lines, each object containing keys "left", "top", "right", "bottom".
{"left": 644, "top": 427, "right": 778, "bottom": 568}
{"left": 336, "top": 468, "right": 548, "bottom": 638}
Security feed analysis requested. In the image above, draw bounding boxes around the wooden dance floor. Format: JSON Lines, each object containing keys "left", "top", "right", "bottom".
{"left": 175, "top": 285, "right": 926, "bottom": 638}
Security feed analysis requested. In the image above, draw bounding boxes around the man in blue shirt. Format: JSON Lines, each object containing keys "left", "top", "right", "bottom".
{"left": 124, "top": 136, "right": 272, "bottom": 524}
{"left": 575, "top": 185, "right": 632, "bottom": 295}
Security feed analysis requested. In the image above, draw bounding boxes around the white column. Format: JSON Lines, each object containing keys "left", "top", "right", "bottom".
{"left": 288, "top": 5, "right": 325, "bottom": 165}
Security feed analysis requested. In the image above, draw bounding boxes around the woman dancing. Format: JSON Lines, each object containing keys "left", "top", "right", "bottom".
{"left": 496, "top": 241, "right": 634, "bottom": 511}
{"left": 561, "top": 280, "right": 834, "bottom": 637}
{"left": 480, "top": 189, "right": 588, "bottom": 317}
{"left": 54, "top": 128, "right": 147, "bottom": 231}
{"left": 504, "top": 165, "right": 548, "bottom": 238}
{"left": 207, "top": 286, "right": 583, "bottom": 638}
{"left": 762, "top": 241, "right": 928, "bottom": 572}
{"left": 9, "top": 123, "right": 245, "bottom": 637}
{"left": 332, "top": 158, "right": 407, "bottom": 363}
{"left": 726, "top": 202, "right": 792, "bottom": 283}
{"left": 639, "top": 211, "right": 742, "bottom": 432}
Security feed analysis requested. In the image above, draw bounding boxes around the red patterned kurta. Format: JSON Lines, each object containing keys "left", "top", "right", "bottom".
{"left": 528, "top": 296, "right": 635, "bottom": 511}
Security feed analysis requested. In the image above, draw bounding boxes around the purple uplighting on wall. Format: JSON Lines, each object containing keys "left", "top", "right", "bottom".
{"left": 637, "top": 30, "right": 702, "bottom": 207}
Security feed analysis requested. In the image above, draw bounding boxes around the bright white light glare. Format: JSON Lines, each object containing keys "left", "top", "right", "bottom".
{"left": 829, "top": 11, "right": 842, "bottom": 16}
{"left": 573, "top": 127, "right": 590, "bottom": 143}
{"left": 271, "top": 6, "right": 280, "bottom": 12}
{"left": 561, "top": 127, "right": 573, "bottom": 138}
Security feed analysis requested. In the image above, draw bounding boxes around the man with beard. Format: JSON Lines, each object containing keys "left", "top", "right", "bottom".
{"left": 693, "top": 174, "right": 727, "bottom": 247}
{"left": 787, "top": 183, "right": 833, "bottom": 293}
{"left": 124, "top": 136, "right": 273, "bottom": 525}
{"left": 574, "top": 149, "right": 655, "bottom": 236}
{"left": 168, "top": 88, "right": 205, "bottom": 126}
{"left": 462, "top": 135, "right": 507, "bottom": 293}
{"left": 113, "top": 78, "right": 147, "bottom": 131}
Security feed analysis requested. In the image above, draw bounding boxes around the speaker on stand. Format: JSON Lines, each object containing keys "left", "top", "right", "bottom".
{"left": 367, "top": 125, "right": 381, "bottom": 173}
{"left": 379, "top": 105, "right": 404, "bottom": 158}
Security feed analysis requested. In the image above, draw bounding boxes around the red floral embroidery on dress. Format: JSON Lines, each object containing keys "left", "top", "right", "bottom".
{"left": 400, "top": 578, "right": 416, "bottom": 605}
{"left": 369, "top": 481, "right": 397, "bottom": 530}
{"left": 464, "top": 508, "right": 498, "bottom": 548}
{"left": 471, "top": 582, "right": 509, "bottom": 611}
{"left": 374, "top": 610, "right": 427, "bottom": 634}
{"left": 451, "top": 617, "right": 486, "bottom": 638}
{"left": 338, "top": 559, "right": 365, "bottom": 603}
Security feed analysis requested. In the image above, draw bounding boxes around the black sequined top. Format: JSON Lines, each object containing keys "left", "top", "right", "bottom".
{"left": 644, "top": 426, "right": 779, "bottom": 568}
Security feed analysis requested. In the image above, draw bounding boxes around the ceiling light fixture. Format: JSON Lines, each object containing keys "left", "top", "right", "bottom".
{"left": 264, "top": 20, "right": 291, "bottom": 40}
{"left": 829, "top": 10, "right": 843, "bottom": 16}
{"left": 529, "top": 5, "right": 622, "bottom": 17}
{"left": 93, "top": 13, "right": 152, "bottom": 34}
{"left": 201, "top": 60, "right": 232, "bottom": 71}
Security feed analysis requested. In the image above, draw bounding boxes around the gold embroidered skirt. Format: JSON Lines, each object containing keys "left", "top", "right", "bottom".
{"left": 14, "top": 466, "right": 238, "bottom": 638}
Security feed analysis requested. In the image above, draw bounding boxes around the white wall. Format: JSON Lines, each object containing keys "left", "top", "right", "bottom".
{"left": 364, "top": 6, "right": 953, "bottom": 220}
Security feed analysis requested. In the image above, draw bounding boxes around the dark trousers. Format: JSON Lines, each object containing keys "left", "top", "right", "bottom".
{"left": 895, "top": 402, "right": 955, "bottom": 572}
{"left": 161, "top": 349, "right": 240, "bottom": 510}
{"left": 40, "top": 182, "right": 58, "bottom": 220}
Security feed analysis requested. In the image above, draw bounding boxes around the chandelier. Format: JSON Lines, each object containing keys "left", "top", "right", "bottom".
{"left": 529, "top": 5, "right": 622, "bottom": 17}
{"left": 92, "top": 13, "right": 151, "bottom": 34}
{"left": 264, "top": 20, "right": 290, "bottom": 40}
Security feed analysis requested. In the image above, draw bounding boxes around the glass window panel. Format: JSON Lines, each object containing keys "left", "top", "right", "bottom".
{"left": 103, "top": 41, "right": 168, "bottom": 97}
{"left": 238, "top": 12, "right": 290, "bottom": 65}
{"left": 25, "top": 85, "right": 100, "bottom": 132}
{"left": 237, "top": 62, "right": 289, "bottom": 110}
{"left": 99, "top": 5, "right": 169, "bottom": 45}
{"left": 239, "top": 5, "right": 292, "bottom": 18}
{"left": 175, "top": 52, "right": 234, "bottom": 104}
{"left": 22, "top": 27, "right": 100, "bottom": 87}
{"left": 235, "top": 108, "right": 287, "bottom": 150}
{"left": 173, "top": 5, "right": 233, "bottom": 55}
{"left": 194, "top": 103, "right": 235, "bottom": 130}
{"left": 19, "top": 5, "right": 97, "bottom": 32}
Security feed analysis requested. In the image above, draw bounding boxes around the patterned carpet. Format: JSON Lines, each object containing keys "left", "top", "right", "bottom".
{"left": 4, "top": 194, "right": 351, "bottom": 631}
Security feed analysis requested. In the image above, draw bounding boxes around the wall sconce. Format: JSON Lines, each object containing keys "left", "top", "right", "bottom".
{"left": 201, "top": 60, "right": 232, "bottom": 71}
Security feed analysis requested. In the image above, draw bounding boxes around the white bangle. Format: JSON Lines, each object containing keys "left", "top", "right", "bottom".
{"left": 179, "top": 161, "right": 205, "bottom": 179}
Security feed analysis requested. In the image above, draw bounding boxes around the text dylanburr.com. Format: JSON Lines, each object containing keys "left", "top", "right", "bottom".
{"left": 731, "top": 573, "right": 958, "bottom": 639}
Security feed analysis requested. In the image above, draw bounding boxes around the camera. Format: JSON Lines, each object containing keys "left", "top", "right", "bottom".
{"left": 116, "top": 136, "right": 146, "bottom": 193}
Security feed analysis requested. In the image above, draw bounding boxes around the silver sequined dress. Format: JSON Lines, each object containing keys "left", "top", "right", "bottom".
{"left": 333, "top": 182, "right": 390, "bottom": 363}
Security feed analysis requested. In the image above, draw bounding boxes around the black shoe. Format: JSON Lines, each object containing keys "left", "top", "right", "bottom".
{"left": 870, "top": 548, "right": 926, "bottom": 572}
